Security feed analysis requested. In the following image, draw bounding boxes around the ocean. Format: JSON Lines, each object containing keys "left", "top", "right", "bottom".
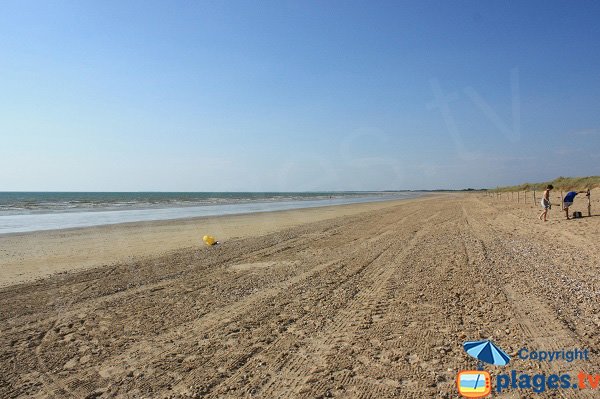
{"left": 0, "top": 191, "right": 423, "bottom": 234}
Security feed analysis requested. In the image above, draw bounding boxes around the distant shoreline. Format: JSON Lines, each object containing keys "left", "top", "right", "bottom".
{"left": 0, "top": 192, "right": 425, "bottom": 235}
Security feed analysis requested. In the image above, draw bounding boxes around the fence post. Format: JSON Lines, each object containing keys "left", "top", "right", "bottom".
{"left": 588, "top": 189, "right": 592, "bottom": 217}
{"left": 560, "top": 191, "right": 563, "bottom": 210}
{"left": 517, "top": 191, "right": 520, "bottom": 203}
{"left": 533, "top": 190, "right": 536, "bottom": 205}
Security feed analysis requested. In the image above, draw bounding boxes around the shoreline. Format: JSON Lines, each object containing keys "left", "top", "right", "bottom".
{"left": 0, "top": 195, "right": 437, "bottom": 287}
{"left": 0, "top": 192, "right": 424, "bottom": 235}
{"left": 0, "top": 194, "right": 431, "bottom": 238}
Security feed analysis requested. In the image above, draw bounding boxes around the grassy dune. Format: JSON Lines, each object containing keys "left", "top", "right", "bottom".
{"left": 492, "top": 176, "right": 600, "bottom": 192}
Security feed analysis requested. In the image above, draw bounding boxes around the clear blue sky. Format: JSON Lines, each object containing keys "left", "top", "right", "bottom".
{"left": 1, "top": 0, "right": 599, "bottom": 191}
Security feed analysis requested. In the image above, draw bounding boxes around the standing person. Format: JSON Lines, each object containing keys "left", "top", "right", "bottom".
{"left": 538, "top": 185, "right": 553, "bottom": 222}
{"left": 562, "top": 190, "right": 589, "bottom": 219}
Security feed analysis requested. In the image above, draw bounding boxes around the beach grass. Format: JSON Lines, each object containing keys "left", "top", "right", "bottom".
{"left": 491, "top": 175, "right": 600, "bottom": 192}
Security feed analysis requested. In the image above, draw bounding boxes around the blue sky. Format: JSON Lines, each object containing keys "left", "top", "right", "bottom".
{"left": 1, "top": 0, "right": 599, "bottom": 191}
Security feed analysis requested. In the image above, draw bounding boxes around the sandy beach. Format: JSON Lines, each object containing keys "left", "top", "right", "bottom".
{"left": 1, "top": 193, "right": 599, "bottom": 398}
{"left": 0, "top": 198, "right": 421, "bottom": 287}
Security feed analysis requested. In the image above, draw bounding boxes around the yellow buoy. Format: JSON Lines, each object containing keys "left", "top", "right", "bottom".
{"left": 203, "top": 235, "right": 216, "bottom": 246}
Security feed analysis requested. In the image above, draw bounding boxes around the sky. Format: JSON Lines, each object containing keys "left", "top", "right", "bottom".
{"left": 1, "top": 0, "right": 599, "bottom": 191}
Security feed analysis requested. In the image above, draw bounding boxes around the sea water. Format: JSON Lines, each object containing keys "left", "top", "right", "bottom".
{"left": 0, "top": 192, "right": 423, "bottom": 234}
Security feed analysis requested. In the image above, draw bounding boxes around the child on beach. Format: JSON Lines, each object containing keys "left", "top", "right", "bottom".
{"left": 538, "top": 185, "right": 553, "bottom": 222}
{"left": 562, "top": 190, "right": 590, "bottom": 219}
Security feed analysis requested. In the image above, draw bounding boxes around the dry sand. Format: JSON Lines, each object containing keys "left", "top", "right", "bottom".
{"left": 1, "top": 193, "right": 599, "bottom": 398}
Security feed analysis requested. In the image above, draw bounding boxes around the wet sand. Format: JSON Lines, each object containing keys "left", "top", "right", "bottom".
{"left": 1, "top": 193, "right": 599, "bottom": 398}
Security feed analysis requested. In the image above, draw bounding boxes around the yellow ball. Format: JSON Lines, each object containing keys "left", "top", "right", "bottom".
{"left": 203, "top": 235, "right": 216, "bottom": 245}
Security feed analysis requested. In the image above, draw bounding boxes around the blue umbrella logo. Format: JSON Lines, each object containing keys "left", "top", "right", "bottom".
{"left": 458, "top": 340, "right": 509, "bottom": 397}
{"left": 463, "top": 339, "right": 511, "bottom": 369}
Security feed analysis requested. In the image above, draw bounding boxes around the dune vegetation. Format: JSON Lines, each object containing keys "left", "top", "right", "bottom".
{"left": 492, "top": 176, "right": 600, "bottom": 192}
